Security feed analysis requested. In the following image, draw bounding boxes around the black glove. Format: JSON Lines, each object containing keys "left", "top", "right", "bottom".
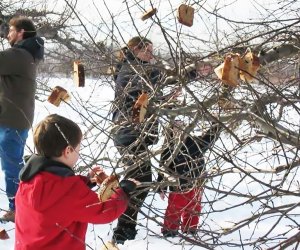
{"left": 119, "top": 180, "right": 137, "bottom": 195}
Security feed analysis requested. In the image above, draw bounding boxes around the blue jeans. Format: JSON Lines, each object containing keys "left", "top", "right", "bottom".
{"left": 0, "top": 126, "right": 28, "bottom": 211}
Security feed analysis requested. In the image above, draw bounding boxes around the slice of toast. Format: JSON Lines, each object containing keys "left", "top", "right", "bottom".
{"left": 100, "top": 240, "right": 120, "bottom": 250}
{"left": 73, "top": 60, "right": 85, "bottom": 87}
{"left": 98, "top": 175, "right": 119, "bottom": 202}
{"left": 47, "top": 86, "right": 70, "bottom": 107}
{"left": 239, "top": 52, "right": 260, "bottom": 82}
{"left": 214, "top": 53, "right": 240, "bottom": 87}
{"left": 132, "top": 93, "right": 149, "bottom": 123}
{"left": 0, "top": 228, "right": 9, "bottom": 240}
{"left": 177, "top": 4, "right": 194, "bottom": 27}
{"left": 141, "top": 8, "right": 157, "bottom": 21}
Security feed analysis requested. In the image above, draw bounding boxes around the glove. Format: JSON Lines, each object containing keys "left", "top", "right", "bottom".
{"left": 119, "top": 179, "right": 137, "bottom": 195}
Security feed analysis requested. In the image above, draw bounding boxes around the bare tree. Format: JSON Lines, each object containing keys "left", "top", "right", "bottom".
{"left": 1, "top": 0, "right": 300, "bottom": 249}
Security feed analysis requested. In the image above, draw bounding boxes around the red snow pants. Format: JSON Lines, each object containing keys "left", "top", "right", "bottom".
{"left": 162, "top": 188, "right": 202, "bottom": 232}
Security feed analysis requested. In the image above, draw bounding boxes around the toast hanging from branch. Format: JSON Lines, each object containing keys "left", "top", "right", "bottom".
{"left": 47, "top": 86, "right": 70, "bottom": 107}
{"left": 239, "top": 51, "right": 260, "bottom": 82}
{"left": 73, "top": 60, "right": 85, "bottom": 87}
{"left": 141, "top": 8, "right": 157, "bottom": 21}
{"left": 177, "top": 4, "right": 194, "bottom": 27}
{"left": 0, "top": 228, "right": 9, "bottom": 240}
{"left": 132, "top": 92, "right": 149, "bottom": 123}
{"left": 214, "top": 51, "right": 260, "bottom": 87}
{"left": 214, "top": 53, "right": 240, "bottom": 87}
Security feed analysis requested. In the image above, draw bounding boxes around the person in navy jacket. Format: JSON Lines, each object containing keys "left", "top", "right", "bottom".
{"left": 111, "top": 36, "right": 161, "bottom": 244}
{"left": 15, "top": 114, "right": 137, "bottom": 250}
{"left": 157, "top": 120, "right": 221, "bottom": 237}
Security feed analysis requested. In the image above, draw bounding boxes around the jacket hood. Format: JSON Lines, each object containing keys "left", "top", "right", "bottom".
{"left": 14, "top": 36, "right": 44, "bottom": 61}
{"left": 19, "top": 154, "right": 74, "bottom": 182}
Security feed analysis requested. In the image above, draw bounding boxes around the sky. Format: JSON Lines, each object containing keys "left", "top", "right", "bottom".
{"left": 37, "top": 0, "right": 300, "bottom": 54}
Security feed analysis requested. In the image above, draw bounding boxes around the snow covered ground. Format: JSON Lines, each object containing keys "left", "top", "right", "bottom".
{"left": 0, "top": 77, "right": 299, "bottom": 250}
{"left": 0, "top": 77, "right": 203, "bottom": 250}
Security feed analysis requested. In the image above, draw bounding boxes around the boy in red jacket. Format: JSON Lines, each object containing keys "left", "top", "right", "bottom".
{"left": 15, "top": 114, "right": 137, "bottom": 250}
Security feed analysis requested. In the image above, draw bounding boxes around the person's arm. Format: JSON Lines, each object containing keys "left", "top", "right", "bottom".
{"left": 197, "top": 123, "right": 222, "bottom": 154}
{"left": 156, "top": 172, "right": 167, "bottom": 200}
{"left": 114, "top": 64, "right": 132, "bottom": 94}
{"left": 156, "top": 144, "right": 172, "bottom": 194}
{"left": 69, "top": 178, "right": 136, "bottom": 224}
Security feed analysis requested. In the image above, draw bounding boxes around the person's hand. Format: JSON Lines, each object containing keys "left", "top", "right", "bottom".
{"left": 89, "top": 166, "right": 108, "bottom": 184}
{"left": 119, "top": 178, "right": 140, "bottom": 195}
{"left": 159, "top": 191, "right": 166, "bottom": 200}
{"left": 127, "top": 178, "right": 141, "bottom": 186}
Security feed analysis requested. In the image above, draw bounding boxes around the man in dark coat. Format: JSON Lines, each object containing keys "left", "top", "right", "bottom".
{"left": 0, "top": 16, "right": 44, "bottom": 222}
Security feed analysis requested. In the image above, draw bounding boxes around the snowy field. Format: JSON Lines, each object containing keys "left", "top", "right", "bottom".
{"left": 0, "top": 76, "right": 299, "bottom": 250}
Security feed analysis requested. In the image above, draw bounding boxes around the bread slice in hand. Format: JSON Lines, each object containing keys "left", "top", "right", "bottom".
{"left": 98, "top": 175, "right": 119, "bottom": 202}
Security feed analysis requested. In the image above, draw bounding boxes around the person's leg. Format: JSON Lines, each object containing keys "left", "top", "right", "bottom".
{"left": 162, "top": 192, "right": 185, "bottom": 235}
{"left": 181, "top": 188, "right": 202, "bottom": 234}
{"left": 0, "top": 127, "right": 28, "bottom": 212}
{"left": 113, "top": 162, "right": 152, "bottom": 243}
{"left": 113, "top": 127, "right": 152, "bottom": 243}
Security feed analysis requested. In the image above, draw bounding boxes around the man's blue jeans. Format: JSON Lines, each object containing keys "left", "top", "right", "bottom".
{"left": 0, "top": 126, "right": 28, "bottom": 211}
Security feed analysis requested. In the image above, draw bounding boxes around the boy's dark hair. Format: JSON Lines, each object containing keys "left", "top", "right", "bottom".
{"left": 33, "top": 114, "right": 82, "bottom": 157}
{"left": 9, "top": 16, "right": 36, "bottom": 39}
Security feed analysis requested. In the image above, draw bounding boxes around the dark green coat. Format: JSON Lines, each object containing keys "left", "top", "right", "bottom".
{"left": 0, "top": 37, "right": 44, "bottom": 129}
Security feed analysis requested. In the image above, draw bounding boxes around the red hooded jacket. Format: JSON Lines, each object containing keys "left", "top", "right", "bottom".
{"left": 15, "top": 155, "right": 129, "bottom": 250}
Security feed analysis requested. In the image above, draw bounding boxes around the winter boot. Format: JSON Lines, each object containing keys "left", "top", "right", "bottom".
{"left": 162, "top": 229, "right": 178, "bottom": 238}
{"left": 112, "top": 227, "right": 137, "bottom": 244}
{"left": 182, "top": 228, "right": 197, "bottom": 235}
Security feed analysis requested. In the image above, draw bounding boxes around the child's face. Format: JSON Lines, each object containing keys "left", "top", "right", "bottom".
{"left": 134, "top": 43, "right": 154, "bottom": 63}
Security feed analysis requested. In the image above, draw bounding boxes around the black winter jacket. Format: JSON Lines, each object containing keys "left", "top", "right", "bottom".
{"left": 157, "top": 124, "right": 221, "bottom": 192}
{"left": 112, "top": 51, "right": 161, "bottom": 124}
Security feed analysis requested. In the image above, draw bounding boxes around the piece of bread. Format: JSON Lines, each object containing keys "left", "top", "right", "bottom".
{"left": 73, "top": 60, "right": 85, "bottom": 87}
{"left": 0, "top": 228, "right": 9, "bottom": 240}
{"left": 47, "top": 86, "right": 70, "bottom": 107}
{"left": 100, "top": 241, "right": 120, "bottom": 250}
{"left": 239, "top": 52, "right": 260, "bottom": 82}
{"left": 177, "top": 4, "right": 194, "bottom": 27}
{"left": 98, "top": 175, "right": 119, "bottom": 202}
{"left": 214, "top": 53, "right": 240, "bottom": 87}
{"left": 132, "top": 92, "right": 148, "bottom": 123}
{"left": 94, "top": 171, "right": 109, "bottom": 185}
{"left": 141, "top": 8, "right": 157, "bottom": 21}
